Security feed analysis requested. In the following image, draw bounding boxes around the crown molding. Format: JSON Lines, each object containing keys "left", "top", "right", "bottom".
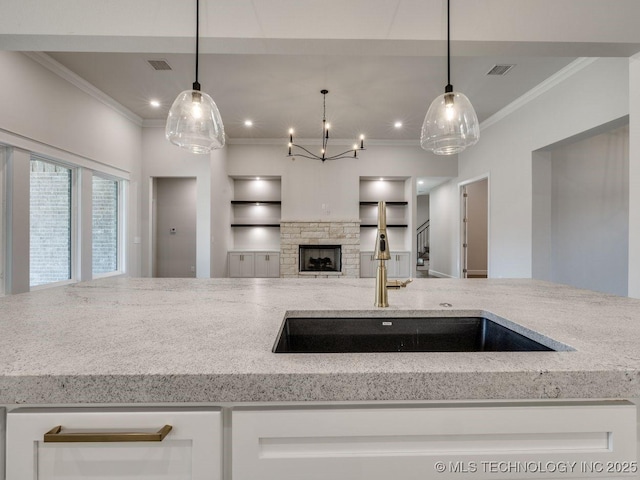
{"left": 480, "top": 57, "right": 598, "bottom": 131}
{"left": 24, "top": 52, "right": 144, "bottom": 127}
{"left": 142, "top": 118, "right": 166, "bottom": 128}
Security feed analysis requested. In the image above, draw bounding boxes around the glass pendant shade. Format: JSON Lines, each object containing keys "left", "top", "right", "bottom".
{"left": 420, "top": 90, "right": 480, "bottom": 155}
{"left": 165, "top": 89, "right": 225, "bottom": 154}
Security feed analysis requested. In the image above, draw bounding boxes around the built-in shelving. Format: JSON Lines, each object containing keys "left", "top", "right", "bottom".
{"left": 359, "top": 179, "right": 411, "bottom": 268}
{"left": 231, "top": 224, "right": 280, "bottom": 227}
{"left": 360, "top": 224, "right": 407, "bottom": 228}
{"left": 230, "top": 177, "right": 282, "bottom": 262}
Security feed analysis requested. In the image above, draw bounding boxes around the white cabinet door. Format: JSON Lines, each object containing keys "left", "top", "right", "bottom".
{"left": 229, "top": 252, "right": 255, "bottom": 277}
{"left": 255, "top": 252, "right": 279, "bottom": 278}
{"left": 0, "top": 407, "right": 5, "bottom": 480}
{"left": 359, "top": 252, "right": 375, "bottom": 278}
{"left": 6, "top": 408, "right": 221, "bottom": 480}
{"left": 392, "top": 252, "right": 411, "bottom": 278}
{"left": 232, "top": 402, "right": 636, "bottom": 480}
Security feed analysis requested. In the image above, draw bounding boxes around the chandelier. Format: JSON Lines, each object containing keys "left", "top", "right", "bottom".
{"left": 287, "top": 90, "right": 365, "bottom": 162}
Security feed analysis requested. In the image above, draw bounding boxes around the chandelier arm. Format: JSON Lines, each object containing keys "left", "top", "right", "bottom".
{"left": 324, "top": 149, "right": 361, "bottom": 161}
{"left": 288, "top": 153, "right": 332, "bottom": 161}
{"left": 290, "top": 144, "right": 322, "bottom": 158}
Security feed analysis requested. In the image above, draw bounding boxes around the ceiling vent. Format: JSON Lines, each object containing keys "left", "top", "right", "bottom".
{"left": 147, "top": 59, "right": 172, "bottom": 71}
{"left": 486, "top": 64, "right": 515, "bottom": 76}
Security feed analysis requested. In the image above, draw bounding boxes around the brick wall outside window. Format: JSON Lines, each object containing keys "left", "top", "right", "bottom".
{"left": 30, "top": 159, "right": 71, "bottom": 287}
{"left": 92, "top": 176, "right": 118, "bottom": 275}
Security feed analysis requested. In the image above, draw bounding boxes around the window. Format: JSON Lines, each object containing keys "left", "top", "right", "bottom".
{"left": 29, "top": 158, "right": 73, "bottom": 287}
{"left": 92, "top": 175, "right": 119, "bottom": 275}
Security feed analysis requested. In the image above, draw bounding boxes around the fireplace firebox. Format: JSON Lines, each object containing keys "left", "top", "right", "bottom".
{"left": 299, "top": 245, "right": 342, "bottom": 273}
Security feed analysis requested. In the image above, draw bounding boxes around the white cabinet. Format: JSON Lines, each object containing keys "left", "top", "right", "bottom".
{"left": 359, "top": 252, "right": 376, "bottom": 277}
{"left": 389, "top": 251, "right": 411, "bottom": 277}
{"left": 360, "top": 251, "right": 410, "bottom": 278}
{"left": 229, "top": 252, "right": 255, "bottom": 277}
{"left": 229, "top": 251, "right": 280, "bottom": 278}
{"left": 6, "top": 407, "right": 222, "bottom": 480}
{"left": 254, "top": 252, "right": 280, "bottom": 278}
{"left": 0, "top": 407, "right": 5, "bottom": 479}
{"left": 232, "top": 402, "right": 637, "bottom": 480}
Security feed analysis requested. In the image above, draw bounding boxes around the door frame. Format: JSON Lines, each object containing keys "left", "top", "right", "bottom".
{"left": 458, "top": 174, "right": 490, "bottom": 279}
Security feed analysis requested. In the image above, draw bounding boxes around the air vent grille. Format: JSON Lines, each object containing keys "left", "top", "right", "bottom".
{"left": 147, "top": 59, "right": 172, "bottom": 71}
{"left": 487, "top": 64, "right": 515, "bottom": 76}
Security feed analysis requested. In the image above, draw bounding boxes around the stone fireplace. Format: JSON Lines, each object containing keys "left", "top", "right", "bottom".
{"left": 280, "top": 221, "right": 360, "bottom": 277}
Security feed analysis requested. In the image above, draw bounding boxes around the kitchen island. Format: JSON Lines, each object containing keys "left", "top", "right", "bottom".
{"left": 0, "top": 278, "right": 639, "bottom": 479}
{"left": 1, "top": 277, "right": 639, "bottom": 403}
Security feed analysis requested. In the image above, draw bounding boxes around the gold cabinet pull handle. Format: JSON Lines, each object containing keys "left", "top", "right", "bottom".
{"left": 44, "top": 425, "right": 172, "bottom": 443}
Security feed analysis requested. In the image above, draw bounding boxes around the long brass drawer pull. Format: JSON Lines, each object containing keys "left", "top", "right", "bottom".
{"left": 43, "top": 424, "right": 173, "bottom": 443}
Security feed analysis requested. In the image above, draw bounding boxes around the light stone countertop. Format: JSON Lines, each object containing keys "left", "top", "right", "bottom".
{"left": 1, "top": 277, "right": 639, "bottom": 404}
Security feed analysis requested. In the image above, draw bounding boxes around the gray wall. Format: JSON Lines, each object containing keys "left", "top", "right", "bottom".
{"left": 549, "top": 125, "right": 629, "bottom": 295}
{"left": 154, "top": 177, "right": 197, "bottom": 278}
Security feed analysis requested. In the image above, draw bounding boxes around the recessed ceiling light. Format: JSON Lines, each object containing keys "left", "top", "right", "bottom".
{"left": 255, "top": 177, "right": 261, "bottom": 181}
{"left": 394, "top": 121, "right": 403, "bottom": 128}
{"left": 379, "top": 177, "right": 384, "bottom": 182}
{"left": 150, "top": 100, "right": 161, "bottom": 108}
{"left": 418, "top": 180, "right": 424, "bottom": 185}
{"left": 244, "top": 120, "right": 253, "bottom": 127}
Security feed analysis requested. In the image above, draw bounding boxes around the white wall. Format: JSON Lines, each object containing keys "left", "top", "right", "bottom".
{"left": 429, "top": 180, "right": 459, "bottom": 278}
{"left": 141, "top": 127, "right": 232, "bottom": 278}
{"left": 431, "top": 58, "right": 630, "bottom": 279}
{"left": 0, "top": 52, "right": 142, "bottom": 290}
{"left": 417, "top": 195, "right": 430, "bottom": 227}
{"left": 545, "top": 125, "right": 629, "bottom": 296}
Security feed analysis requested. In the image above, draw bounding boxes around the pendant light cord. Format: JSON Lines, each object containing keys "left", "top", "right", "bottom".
{"left": 447, "top": 0, "right": 451, "bottom": 85}
{"left": 193, "top": 0, "right": 201, "bottom": 91}
{"left": 446, "top": 0, "right": 452, "bottom": 92}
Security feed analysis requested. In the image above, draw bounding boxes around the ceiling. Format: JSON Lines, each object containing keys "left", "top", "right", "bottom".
{"left": 46, "top": 51, "right": 575, "bottom": 141}
{"left": 3, "top": 0, "right": 640, "bottom": 144}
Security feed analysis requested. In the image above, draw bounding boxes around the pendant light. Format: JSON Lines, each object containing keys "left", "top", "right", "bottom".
{"left": 421, "top": 0, "right": 479, "bottom": 155}
{"left": 166, "top": 0, "right": 225, "bottom": 154}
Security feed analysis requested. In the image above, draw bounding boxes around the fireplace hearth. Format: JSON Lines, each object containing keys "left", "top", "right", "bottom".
{"left": 299, "top": 245, "right": 342, "bottom": 273}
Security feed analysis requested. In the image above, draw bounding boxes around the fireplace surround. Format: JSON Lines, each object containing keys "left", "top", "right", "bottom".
{"left": 280, "top": 221, "right": 360, "bottom": 277}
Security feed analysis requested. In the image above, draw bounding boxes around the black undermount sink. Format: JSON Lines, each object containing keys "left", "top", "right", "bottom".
{"left": 273, "top": 315, "right": 557, "bottom": 353}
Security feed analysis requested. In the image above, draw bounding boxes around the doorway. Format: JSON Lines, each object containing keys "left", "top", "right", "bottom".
{"left": 461, "top": 177, "right": 488, "bottom": 278}
{"left": 152, "top": 177, "right": 197, "bottom": 278}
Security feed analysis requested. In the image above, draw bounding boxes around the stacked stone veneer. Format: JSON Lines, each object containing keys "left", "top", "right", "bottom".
{"left": 280, "top": 221, "right": 360, "bottom": 278}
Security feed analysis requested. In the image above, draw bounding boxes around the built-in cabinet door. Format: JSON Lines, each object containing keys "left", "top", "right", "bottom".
{"left": 229, "top": 252, "right": 255, "bottom": 277}
{"left": 6, "top": 408, "right": 222, "bottom": 480}
{"left": 359, "top": 252, "right": 376, "bottom": 278}
{"left": 0, "top": 407, "right": 5, "bottom": 479}
{"left": 361, "top": 252, "right": 410, "bottom": 278}
{"left": 232, "top": 402, "right": 637, "bottom": 480}
{"left": 255, "top": 252, "right": 280, "bottom": 278}
{"left": 391, "top": 252, "right": 411, "bottom": 278}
